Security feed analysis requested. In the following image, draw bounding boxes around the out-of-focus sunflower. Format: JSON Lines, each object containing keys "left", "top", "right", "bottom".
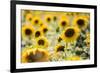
{"left": 25, "top": 13, "right": 33, "bottom": 22}
{"left": 61, "top": 27, "right": 80, "bottom": 42}
{"left": 40, "top": 24, "right": 49, "bottom": 34}
{"left": 34, "top": 29, "right": 43, "bottom": 38}
{"left": 73, "top": 16, "right": 89, "bottom": 30}
{"left": 66, "top": 56, "right": 81, "bottom": 61}
{"left": 59, "top": 15, "right": 69, "bottom": 29}
{"left": 22, "top": 24, "right": 34, "bottom": 40}
{"left": 44, "top": 14, "right": 53, "bottom": 23}
{"left": 31, "top": 16, "right": 42, "bottom": 26}
{"left": 21, "top": 48, "right": 49, "bottom": 63}
{"left": 36, "top": 36, "right": 49, "bottom": 48}
{"left": 55, "top": 44, "right": 65, "bottom": 52}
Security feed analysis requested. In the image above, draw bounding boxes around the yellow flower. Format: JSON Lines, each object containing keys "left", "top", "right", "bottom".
{"left": 21, "top": 48, "right": 49, "bottom": 63}
{"left": 73, "top": 16, "right": 89, "bottom": 30}
{"left": 66, "top": 56, "right": 81, "bottom": 61}
{"left": 61, "top": 27, "right": 80, "bottom": 42}
{"left": 22, "top": 24, "right": 34, "bottom": 40}
{"left": 34, "top": 29, "right": 43, "bottom": 38}
{"left": 25, "top": 13, "right": 33, "bottom": 22}
{"left": 31, "top": 16, "right": 42, "bottom": 26}
{"left": 55, "top": 44, "right": 65, "bottom": 52}
{"left": 40, "top": 24, "right": 49, "bottom": 34}
{"left": 36, "top": 36, "right": 49, "bottom": 48}
{"left": 59, "top": 15, "right": 69, "bottom": 29}
{"left": 44, "top": 14, "right": 53, "bottom": 23}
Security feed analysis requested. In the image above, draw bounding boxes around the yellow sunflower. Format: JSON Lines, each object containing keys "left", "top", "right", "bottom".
{"left": 55, "top": 44, "right": 65, "bottom": 52}
{"left": 25, "top": 12, "right": 33, "bottom": 22}
{"left": 34, "top": 29, "right": 43, "bottom": 38}
{"left": 61, "top": 27, "right": 80, "bottom": 42}
{"left": 66, "top": 56, "right": 81, "bottom": 61}
{"left": 36, "top": 36, "right": 49, "bottom": 48}
{"left": 44, "top": 13, "right": 53, "bottom": 23}
{"left": 22, "top": 24, "right": 34, "bottom": 40}
{"left": 21, "top": 48, "right": 49, "bottom": 63}
{"left": 40, "top": 24, "right": 49, "bottom": 34}
{"left": 73, "top": 16, "right": 89, "bottom": 30}
{"left": 59, "top": 15, "right": 69, "bottom": 29}
{"left": 31, "top": 16, "right": 42, "bottom": 26}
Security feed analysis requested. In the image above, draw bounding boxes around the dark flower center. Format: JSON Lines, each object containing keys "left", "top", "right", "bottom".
{"left": 61, "top": 21, "right": 67, "bottom": 26}
{"left": 25, "top": 29, "right": 32, "bottom": 35}
{"left": 35, "top": 31, "right": 40, "bottom": 37}
{"left": 77, "top": 19, "right": 85, "bottom": 26}
{"left": 65, "top": 29, "right": 75, "bottom": 37}
{"left": 34, "top": 19, "right": 39, "bottom": 24}
{"left": 47, "top": 17, "right": 51, "bottom": 22}
{"left": 29, "top": 17, "right": 32, "bottom": 21}
{"left": 53, "top": 16, "right": 57, "bottom": 21}
{"left": 43, "top": 28, "right": 48, "bottom": 33}
{"left": 38, "top": 39, "right": 45, "bottom": 45}
{"left": 57, "top": 46, "right": 65, "bottom": 52}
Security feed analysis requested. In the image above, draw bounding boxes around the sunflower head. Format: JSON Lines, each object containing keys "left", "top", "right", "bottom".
{"left": 40, "top": 24, "right": 49, "bottom": 34}
{"left": 55, "top": 44, "right": 65, "bottom": 52}
{"left": 31, "top": 16, "right": 42, "bottom": 26}
{"left": 59, "top": 15, "right": 69, "bottom": 29}
{"left": 73, "top": 16, "right": 89, "bottom": 30}
{"left": 36, "top": 36, "right": 49, "bottom": 48}
{"left": 22, "top": 24, "right": 34, "bottom": 40}
{"left": 22, "top": 48, "right": 49, "bottom": 63}
{"left": 44, "top": 14, "right": 53, "bottom": 23}
{"left": 61, "top": 27, "right": 80, "bottom": 42}
{"left": 34, "top": 29, "right": 43, "bottom": 38}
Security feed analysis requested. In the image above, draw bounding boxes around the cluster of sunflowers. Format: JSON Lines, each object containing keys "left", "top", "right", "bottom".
{"left": 21, "top": 10, "right": 90, "bottom": 63}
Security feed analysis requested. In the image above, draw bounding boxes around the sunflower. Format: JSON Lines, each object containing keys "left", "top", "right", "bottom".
{"left": 31, "top": 16, "right": 42, "bottom": 26}
{"left": 22, "top": 24, "right": 34, "bottom": 40}
{"left": 25, "top": 12, "right": 33, "bottom": 22}
{"left": 40, "top": 24, "right": 49, "bottom": 34}
{"left": 66, "top": 56, "right": 81, "bottom": 61}
{"left": 21, "top": 48, "right": 49, "bottom": 63}
{"left": 34, "top": 29, "right": 43, "bottom": 38}
{"left": 61, "top": 27, "right": 80, "bottom": 42}
{"left": 55, "top": 44, "right": 65, "bottom": 52}
{"left": 59, "top": 15, "right": 69, "bottom": 29}
{"left": 44, "top": 14, "right": 53, "bottom": 23}
{"left": 36, "top": 36, "right": 49, "bottom": 48}
{"left": 73, "top": 16, "right": 89, "bottom": 30}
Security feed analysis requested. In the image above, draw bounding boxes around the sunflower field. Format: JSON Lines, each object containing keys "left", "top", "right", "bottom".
{"left": 21, "top": 10, "right": 90, "bottom": 63}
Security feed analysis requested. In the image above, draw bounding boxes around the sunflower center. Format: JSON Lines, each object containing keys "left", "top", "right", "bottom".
{"left": 77, "top": 19, "right": 85, "bottom": 26}
{"left": 38, "top": 39, "right": 45, "bottom": 45}
{"left": 65, "top": 29, "right": 75, "bottom": 37}
{"left": 35, "top": 31, "right": 40, "bottom": 37}
{"left": 25, "top": 29, "right": 32, "bottom": 36}
{"left": 47, "top": 17, "right": 51, "bottom": 22}
{"left": 53, "top": 16, "right": 57, "bottom": 21}
{"left": 43, "top": 28, "right": 48, "bottom": 33}
{"left": 29, "top": 17, "right": 32, "bottom": 21}
{"left": 34, "top": 19, "right": 39, "bottom": 24}
{"left": 61, "top": 21, "right": 67, "bottom": 26}
{"left": 57, "top": 46, "right": 65, "bottom": 52}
